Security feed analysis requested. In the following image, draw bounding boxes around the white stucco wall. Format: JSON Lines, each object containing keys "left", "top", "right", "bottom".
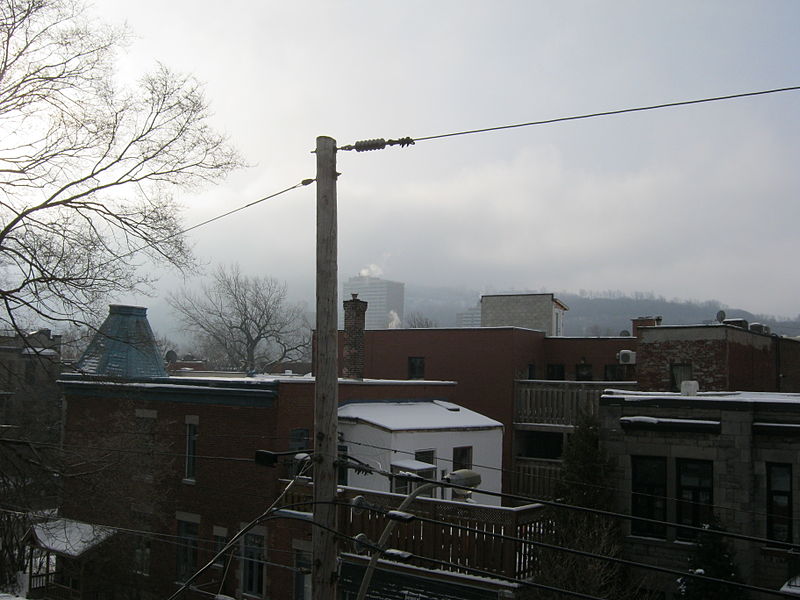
{"left": 339, "top": 420, "right": 503, "bottom": 506}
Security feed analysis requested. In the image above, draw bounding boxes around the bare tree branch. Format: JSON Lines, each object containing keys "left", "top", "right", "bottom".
{"left": 0, "top": 0, "right": 243, "bottom": 329}
{"left": 168, "top": 264, "right": 310, "bottom": 372}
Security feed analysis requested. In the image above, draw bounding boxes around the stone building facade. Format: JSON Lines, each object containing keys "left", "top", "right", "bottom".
{"left": 600, "top": 389, "right": 800, "bottom": 596}
{"left": 480, "top": 293, "right": 568, "bottom": 336}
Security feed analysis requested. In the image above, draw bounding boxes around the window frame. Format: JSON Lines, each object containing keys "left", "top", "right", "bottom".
{"left": 407, "top": 356, "right": 425, "bottom": 379}
{"left": 184, "top": 422, "right": 198, "bottom": 481}
{"left": 176, "top": 520, "right": 198, "bottom": 582}
{"left": 242, "top": 532, "right": 266, "bottom": 597}
{"left": 675, "top": 458, "right": 713, "bottom": 540}
{"left": 630, "top": 455, "right": 667, "bottom": 539}
{"left": 767, "top": 462, "right": 793, "bottom": 543}
{"left": 452, "top": 446, "right": 473, "bottom": 473}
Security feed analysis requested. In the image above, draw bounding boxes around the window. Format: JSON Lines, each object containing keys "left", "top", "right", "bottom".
{"left": 391, "top": 450, "right": 436, "bottom": 496}
{"left": 185, "top": 420, "right": 198, "bottom": 481}
{"left": 133, "top": 538, "right": 151, "bottom": 576}
{"left": 212, "top": 528, "right": 228, "bottom": 567}
{"left": 767, "top": 463, "right": 792, "bottom": 543}
{"left": 242, "top": 533, "right": 265, "bottom": 596}
{"left": 546, "top": 364, "right": 565, "bottom": 380}
{"left": 408, "top": 357, "right": 425, "bottom": 379}
{"left": 575, "top": 363, "right": 593, "bottom": 381}
{"left": 631, "top": 456, "right": 667, "bottom": 538}
{"left": 288, "top": 428, "right": 310, "bottom": 477}
{"left": 176, "top": 521, "right": 198, "bottom": 581}
{"left": 293, "top": 549, "right": 312, "bottom": 600}
{"left": 676, "top": 459, "right": 713, "bottom": 540}
{"left": 516, "top": 431, "right": 563, "bottom": 459}
{"left": 670, "top": 363, "right": 693, "bottom": 392}
{"left": 452, "top": 446, "right": 473, "bottom": 472}
{"left": 526, "top": 364, "right": 536, "bottom": 379}
{"left": 604, "top": 364, "right": 625, "bottom": 381}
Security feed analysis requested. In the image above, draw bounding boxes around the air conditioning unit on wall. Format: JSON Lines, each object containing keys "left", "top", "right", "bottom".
{"left": 618, "top": 350, "right": 636, "bottom": 365}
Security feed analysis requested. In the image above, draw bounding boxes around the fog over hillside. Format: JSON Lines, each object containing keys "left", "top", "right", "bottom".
{"left": 404, "top": 284, "right": 800, "bottom": 337}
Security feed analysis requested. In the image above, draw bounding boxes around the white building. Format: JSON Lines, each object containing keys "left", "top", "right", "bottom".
{"left": 342, "top": 275, "right": 405, "bottom": 329}
{"left": 338, "top": 398, "right": 503, "bottom": 505}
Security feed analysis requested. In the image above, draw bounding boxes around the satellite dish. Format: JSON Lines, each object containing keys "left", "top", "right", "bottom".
{"left": 716, "top": 310, "right": 726, "bottom": 323}
{"left": 619, "top": 330, "right": 631, "bottom": 337}
{"left": 165, "top": 349, "right": 178, "bottom": 363}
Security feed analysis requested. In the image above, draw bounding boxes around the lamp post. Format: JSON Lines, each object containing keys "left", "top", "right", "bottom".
{"left": 355, "top": 469, "right": 482, "bottom": 600}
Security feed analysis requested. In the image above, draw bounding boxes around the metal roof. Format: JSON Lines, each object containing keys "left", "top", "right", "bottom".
{"left": 76, "top": 305, "right": 167, "bottom": 379}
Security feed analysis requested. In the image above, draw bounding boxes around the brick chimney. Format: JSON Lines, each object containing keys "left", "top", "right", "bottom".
{"left": 343, "top": 293, "right": 368, "bottom": 379}
{"left": 631, "top": 315, "right": 662, "bottom": 338}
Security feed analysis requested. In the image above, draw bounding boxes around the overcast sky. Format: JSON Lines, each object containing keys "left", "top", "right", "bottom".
{"left": 93, "top": 1, "right": 800, "bottom": 335}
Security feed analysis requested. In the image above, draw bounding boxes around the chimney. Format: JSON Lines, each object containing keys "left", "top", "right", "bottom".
{"left": 631, "top": 315, "right": 662, "bottom": 338}
{"left": 342, "top": 294, "right": 368, "bottom": 379}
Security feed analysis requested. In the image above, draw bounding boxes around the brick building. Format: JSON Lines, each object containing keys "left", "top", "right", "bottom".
{"left": 600, "top": 388, "right": 800, "bottom": 597}
{"left": 43, "top": 304, "right": 542, "bottom": 600}
{"left": 637, "top": 323, "right": 800, "bottom": 393}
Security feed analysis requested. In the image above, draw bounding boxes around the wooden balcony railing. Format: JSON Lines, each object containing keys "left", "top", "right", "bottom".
{"left": 515, "top": 380, "right": 636, "bottom": 425}
{"left": 283, "top": 481, "right": 549, "bottom": 580}
{"left": 513, "top": 457, "right": 562, "bottom": 500}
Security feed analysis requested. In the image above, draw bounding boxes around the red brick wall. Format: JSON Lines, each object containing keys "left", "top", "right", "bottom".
{"left": 542, "top": 337, "right": 637, "bottom": 381}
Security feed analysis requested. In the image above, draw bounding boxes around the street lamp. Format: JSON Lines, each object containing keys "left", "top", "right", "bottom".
{"left": 355, "top": 469, "right": 482, "bottom": 600}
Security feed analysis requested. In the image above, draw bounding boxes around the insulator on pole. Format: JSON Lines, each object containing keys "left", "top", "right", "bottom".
{"left": 354, "top": 138, "right": 387, "bottom": 152}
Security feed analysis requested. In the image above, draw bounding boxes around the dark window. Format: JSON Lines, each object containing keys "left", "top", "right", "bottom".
{"left": 212, "top": 534, "right": 227, "bottom": 567}
{"left": 767, "top": 463, "right": 793, "bottom": 543}
{"left": 453, "top": 446, "right": 473, "bottom": 472}
{"left": 176, "top": 521, "right": 198, "bottom": 581}
{"left": 546, "top": 364, "right": 565, "bottom": 380}
{"left": 670, "top": 363, "right": 693, "bottom": 392}
{"left": 575, "top": 363, "right": 593, "bottom": 381}
{"left": 414, "top": 449, "right": 436, "bottom": 497}
{"left": 517, "top": 431, "right": 563, "bottom": 459}
{"left": 604, "top": 364, "right": 625, "bottom": 381}
{"left": 527, "top": 364, "right": 536, "bottom": 379}
{"left": 631, "top": 456, "right": 667, "bottom": 538}
{"left": 133, "top": 538, "right": 151, "bottom": 576}
{"left": 185, "top": 423, "right": 197, "bottom": 480}
{"left": 294, "top": 549, "right": 311, "bottom": 600}
{"left": 408, "top": 356, "right": 425, "bottom": 379}
{"left": 676, "top": 459, "right": 713, "bottom": 540}
{"left": 24, "top": 360, "right": 35, "bottom": 384}
{"left": 242, "top": 533, "right": 265, "bottom": 596}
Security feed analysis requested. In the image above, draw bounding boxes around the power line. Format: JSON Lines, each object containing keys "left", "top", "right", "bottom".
{"left": 339, "top": 436, "right": 784, "bottom": 527}
{"left": 98, "top": 178, "right": 314, "bottom": 268}
{"left": 339, "top": 85, "right": 800, "bottom": 150}
{"left": 339, "top": 456, "right": 800, "bottom": 553}
{"left": 383, "top": 506, "right": 798, "bottom": 600}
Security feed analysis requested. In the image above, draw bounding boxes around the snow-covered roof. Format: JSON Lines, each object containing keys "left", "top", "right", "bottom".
{"left": 338, "top": 399, "right": 502, "bottom": 432}
{"left": 31, "top": 518, "right": 115, "bottom": 557}
{"left": 603, "top": 389, "right": 800, "bottom": 405}
{"left": 391, "top": 458, "right": 437, "bottom": 471}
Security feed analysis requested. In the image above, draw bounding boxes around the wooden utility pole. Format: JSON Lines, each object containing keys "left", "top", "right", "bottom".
{"left": 313, "top": 135, "right": 338, "bottom": 600}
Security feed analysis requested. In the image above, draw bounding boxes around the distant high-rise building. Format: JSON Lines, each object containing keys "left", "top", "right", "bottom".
{"left": 342, "top": 275, "right": 405, "bottom": 329}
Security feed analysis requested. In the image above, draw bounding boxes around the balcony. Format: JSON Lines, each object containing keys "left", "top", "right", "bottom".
{"left": 283, "top": 480, "right": 549, "bottom": 581}
{"left": 515, "top": 380, "right": 636, "bottom": 426}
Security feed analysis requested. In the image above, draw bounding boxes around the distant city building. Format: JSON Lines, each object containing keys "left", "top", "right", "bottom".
{"left": 455, "top": 305, "right": 481, "bottom": 328}
{"left": 342, "top": 275, "right": 405, "bottom": 329}
{"left": 481, "top": 293, "right": 568, "bottom": 335}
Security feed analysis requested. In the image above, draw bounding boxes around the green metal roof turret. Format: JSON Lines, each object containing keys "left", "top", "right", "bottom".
{"left": 76, "top": 305, "right": 167, "bottom": 379}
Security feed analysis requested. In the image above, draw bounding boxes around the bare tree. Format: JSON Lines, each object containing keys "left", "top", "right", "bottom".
{"left": 0, "top": 0, "right": 242, "bottom": 331}
{"left": 405, "top": 312, "right": 438, "bottom": 328}
{"left": 168, "top": 264, "right": 310, "bottom": 372}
